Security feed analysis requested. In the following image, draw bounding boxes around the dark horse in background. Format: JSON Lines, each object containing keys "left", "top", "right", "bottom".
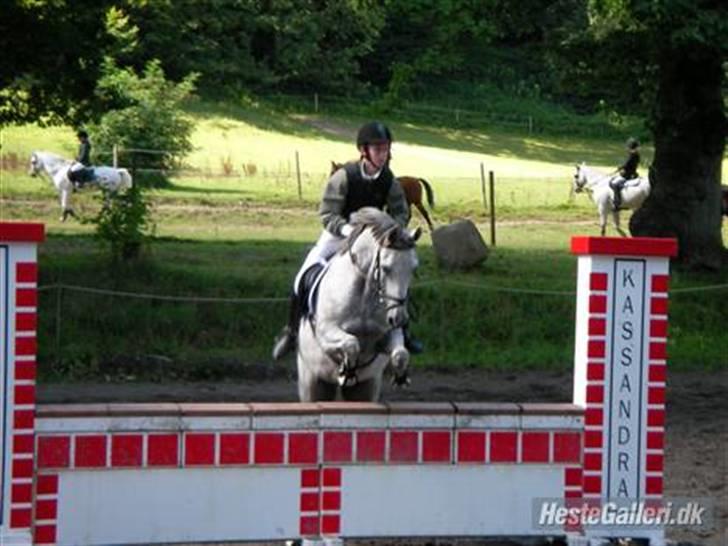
{"left": 330, "top": 161, "right": 436, "bottom": 230}
{"left": 722, "top": 186, "right": 728, "bottom": 218}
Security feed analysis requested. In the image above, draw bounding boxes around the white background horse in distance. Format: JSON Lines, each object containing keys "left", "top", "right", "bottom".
{"left": 28, "top": 151, "right": 133, "bottom": 221}
{"left": 573, "top": 162, "right": 650, "bottom": 236}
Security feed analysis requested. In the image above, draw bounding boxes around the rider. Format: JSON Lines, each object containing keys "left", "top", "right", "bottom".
{"left": 272, "top": 121, "right": 423, "bottom": 360}
{"left": 68, "top": 130, "right": 94, "bottom": 188}
{"left": 610, "top": 137, "right": 641, "bottom": 210}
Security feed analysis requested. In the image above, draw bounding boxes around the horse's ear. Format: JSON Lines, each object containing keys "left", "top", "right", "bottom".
{"left": 410, "top": 227, "right": 422, "bottom": 242}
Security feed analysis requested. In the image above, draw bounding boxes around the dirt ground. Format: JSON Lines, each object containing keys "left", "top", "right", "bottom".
{"left": 38, "top": 368, "right": 727, "bottom": 546}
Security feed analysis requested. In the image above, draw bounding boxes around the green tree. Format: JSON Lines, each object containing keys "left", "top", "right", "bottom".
{"left": 361, "top": 0, "right": 497, "bottom": 96}
{"left": 92, "top": 58, "right": 197, "bottom": 171}
{"left": 119, "top": 0, "right": 385, "bottom": 95}
{"left": 0, "top": 0, "right": 113, "bottom": 125}
{"left": 585, "top": 0, "right": 727, "bottom": 269}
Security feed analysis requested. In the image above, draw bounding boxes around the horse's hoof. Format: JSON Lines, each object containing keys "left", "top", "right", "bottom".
{"left": 338, "top": 373, "right": 357, "bottom": 387}
{"left": 391, "top": 373, "right": 411, "bottom": 388}
{"left": 390, "top": 347, "right": 410, "bottom": 373}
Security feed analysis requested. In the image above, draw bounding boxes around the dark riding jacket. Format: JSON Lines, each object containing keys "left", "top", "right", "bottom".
{"left": 320, "top": 161, "right": 409, "bottom": 236}
{"left": 618, "top": 150, "right": 640, "bottom": 180}
{"left": 77, "top": 140, "right": 92, "bottom": 166}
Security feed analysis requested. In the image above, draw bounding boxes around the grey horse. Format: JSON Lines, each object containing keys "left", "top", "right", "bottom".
{"left": 573, "top": 163, "right": 651, "bottom": 236}
{"left": 29, "top": 151, "right": 133, "bottom": 222}
{"left": 297, "top": 207, "right": 421, "bottom": 402}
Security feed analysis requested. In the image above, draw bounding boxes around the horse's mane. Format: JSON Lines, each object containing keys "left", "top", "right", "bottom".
{"left": 345, "top": 207, "right": 415, "bottom": 251}
{"left": 34, "top": 151, "right": 70, "bottom": 164}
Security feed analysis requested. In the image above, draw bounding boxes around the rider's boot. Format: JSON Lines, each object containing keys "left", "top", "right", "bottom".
{"left": 403, "top": 325, "right": 424, "bottom": 354}
{"left": 272, "top": 293, "right": 302, "bottom": 360}
{"left": 613, "top": 187, "right": 622, "bottom": 210}
{"left": 67, "top": 169, "right": 81, "bottom": 190}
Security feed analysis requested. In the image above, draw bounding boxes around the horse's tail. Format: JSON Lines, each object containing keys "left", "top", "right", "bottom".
{"left": 418, "top": 178, "right": 435, "bottom": 209}
{"left": 118, "top": 169, "right": 133, "bottom": 190}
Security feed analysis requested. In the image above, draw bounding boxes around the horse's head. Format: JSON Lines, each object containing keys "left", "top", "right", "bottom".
{"left": 347, "top": 208, "right": 420, "bottom": 329}
{"left": 573, "top": 162, "right": 588, "bottom": 193}
{"left": 28, "top": 152, "right": 41, "bottom": 177}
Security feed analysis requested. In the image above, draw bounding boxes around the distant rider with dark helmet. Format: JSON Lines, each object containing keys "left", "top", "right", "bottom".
{"left": 272, "top": 121, "right": 423, "bottom": 360}
{"left": 68, "top": 130, "right": 95, "bottom": 189}
{"left": 610, "top": 137, "right": 641, "bottom": 210}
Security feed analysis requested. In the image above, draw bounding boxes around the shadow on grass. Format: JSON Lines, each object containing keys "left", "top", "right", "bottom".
{"left": 188, "top": 98, "right": 646, "bottom": 169}
{"left": 162, "top": 182, "right": 256, "bottom": 196}
{"left": 35, "top": 232, "right": 728, "bottom": 378}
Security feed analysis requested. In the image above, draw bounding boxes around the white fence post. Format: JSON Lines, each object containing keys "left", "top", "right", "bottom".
{"left": 0, "top": 222, "right": 45, "bottom": 546}
{"left": 571, "top": 236, "right": 677, "bottom": 546}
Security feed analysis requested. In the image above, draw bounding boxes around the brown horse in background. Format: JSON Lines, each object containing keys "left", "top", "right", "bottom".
{"left": 330, "top": 161, "right": 436, "bottom": 230}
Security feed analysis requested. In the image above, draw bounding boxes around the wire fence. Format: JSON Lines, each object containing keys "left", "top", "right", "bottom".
{"left": 259, "top": 92, "right": 639, "bottom": 138}
{"left": 35, "top": 278, "right": 728, "bottom": 375}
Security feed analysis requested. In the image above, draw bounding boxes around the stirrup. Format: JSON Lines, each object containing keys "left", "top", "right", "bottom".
{"left": 404, "top": 330, "right": 424, "bottom": 354}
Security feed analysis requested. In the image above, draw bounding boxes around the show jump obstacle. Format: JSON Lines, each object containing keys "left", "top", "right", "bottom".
{"left": 0, "top": 222, "right": 677, "bottom": 546}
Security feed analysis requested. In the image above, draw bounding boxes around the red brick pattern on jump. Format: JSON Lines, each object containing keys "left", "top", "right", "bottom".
{"left": 9, "top": 262, "right": 38, "bottom": 534}
{"left": 36, "top": 428, "right": 582, "bottom": 469}
{"left": 33, "top": 474, "right": 59, "bottom": 545}
{"left": 582, "top": 272, "right": 608, "bottom": 499}
{"left": 298, "top": 467, "right": 343, "bottom": 537}
{"left": 645, "top": 274, "right": 669, "bottom": 498}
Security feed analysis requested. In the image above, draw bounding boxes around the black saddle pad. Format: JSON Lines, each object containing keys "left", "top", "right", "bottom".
{"left": 298, "top": 263, "right": 325, "bottom": 317}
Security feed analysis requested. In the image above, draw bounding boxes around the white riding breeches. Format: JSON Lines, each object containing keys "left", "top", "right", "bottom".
{"left": 293, "top": 230, "right": 346, "bottom": 294}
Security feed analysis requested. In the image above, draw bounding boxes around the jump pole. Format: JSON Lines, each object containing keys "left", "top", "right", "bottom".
{"left": 0, "top": 222, "right": 677, "bottom": 546}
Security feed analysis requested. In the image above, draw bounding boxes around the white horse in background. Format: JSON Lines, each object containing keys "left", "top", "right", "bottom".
{"left": 573, "top": 162, "right": 650, "bottom": 236}
{"left": 28, "top": 151, "right": 133, "bottom": 221}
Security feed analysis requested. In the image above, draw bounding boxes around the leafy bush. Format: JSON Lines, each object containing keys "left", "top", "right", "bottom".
{"left": 92, "top": 58, "right": 197, "bottom": 174}
{"left": 84, "top": 185, "right": 154, "bottom": 261}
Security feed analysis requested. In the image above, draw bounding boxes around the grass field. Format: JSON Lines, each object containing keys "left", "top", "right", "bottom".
{"left": 1, "top": 100, "right": 727, "bottom": 379}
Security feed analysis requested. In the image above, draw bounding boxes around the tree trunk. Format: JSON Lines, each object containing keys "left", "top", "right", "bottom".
{"left": 629, "top": 46, "right": 727, "bottom": 270}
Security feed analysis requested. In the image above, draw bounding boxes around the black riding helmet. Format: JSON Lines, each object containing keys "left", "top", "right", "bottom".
{"left": 77, "top": 130, "right": 89, "bottom": 139}
{"left": 626, "top": 137, "right": 639, "bottom": 150}
{"left": 357, "top": 121, "right": 392, "bottom": 147}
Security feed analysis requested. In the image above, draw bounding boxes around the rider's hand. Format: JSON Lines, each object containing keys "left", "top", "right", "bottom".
{"left": 340, "top": 224, "right": 354, "bottom": 237}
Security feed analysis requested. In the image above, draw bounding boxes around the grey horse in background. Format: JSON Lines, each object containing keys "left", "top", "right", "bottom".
{"left": 573, "top": 162, "right": 651, "bottom": 236}
{"left": 297, "top": 207, "right": 421, "bottom": 402}
{"left": 29, "top": 151, "right": 133, "bottom": 221}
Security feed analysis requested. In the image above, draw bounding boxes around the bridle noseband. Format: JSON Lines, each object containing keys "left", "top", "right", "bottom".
{"left": 573, "top": 168, "right": 587, "bottom": 192}
{"left": 349, "top": 243, "right": 409, "bottom": 313}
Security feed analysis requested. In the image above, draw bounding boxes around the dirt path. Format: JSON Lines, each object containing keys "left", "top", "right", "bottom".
{"left": 38, "top": 369, "right": 727, "bottom": 546}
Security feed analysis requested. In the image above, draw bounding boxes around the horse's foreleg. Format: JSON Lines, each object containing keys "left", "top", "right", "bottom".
{"left": 316, "top": 323, "right": 360, "bottom": 371}
{"left": 598, "top": 209, "right": 607, "bottom": 236}
{"left": 59, "top": 190, "right": 75, "bottom": 222}
{"left": 386, "top": 329, "right": 410, "bottom": 385}
{"left": 613, "top": 211, "right": 627, "bottom": 237}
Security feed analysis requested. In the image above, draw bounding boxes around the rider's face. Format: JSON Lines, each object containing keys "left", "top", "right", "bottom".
{"left": 362, "top": 142, "right": 391, "bottom": 171}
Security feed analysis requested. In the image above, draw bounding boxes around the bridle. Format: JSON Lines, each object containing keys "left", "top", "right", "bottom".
{"left": 335, "top": 239, "right": 410, "bottom": 386}
{"left": 28, "top": 154, "right": 41, "bottom": 177}
{"left": 573, "top": 167, "right": 587, "bottom": 192}
{"left": 348, "top": 243, "right": 409, "bottom": 315}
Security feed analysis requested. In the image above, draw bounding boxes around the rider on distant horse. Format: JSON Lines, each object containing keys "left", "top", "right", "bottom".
{"left": 68, "top": 130, "right": 95, "bottom": 188}
{"left": 272, "top": 121, "right": 423, "bottom": 360}
{"left": 610, "top": 137, "right": 641, "bottom": 209}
